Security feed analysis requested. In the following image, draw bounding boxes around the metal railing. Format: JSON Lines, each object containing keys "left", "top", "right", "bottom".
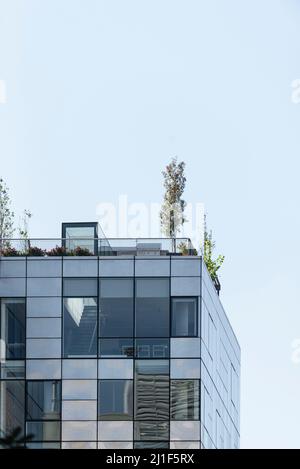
{"left": 0, "top": 237, "right": 197, "bottom": 257}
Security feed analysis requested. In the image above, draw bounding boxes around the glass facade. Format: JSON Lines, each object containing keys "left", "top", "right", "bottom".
{"left": 0, "top": 255, "right": 240, "bottom": 449}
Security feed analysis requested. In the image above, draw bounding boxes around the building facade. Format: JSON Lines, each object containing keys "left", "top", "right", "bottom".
{"left": 0, "top": 225, "right": 240, "bottom": 449}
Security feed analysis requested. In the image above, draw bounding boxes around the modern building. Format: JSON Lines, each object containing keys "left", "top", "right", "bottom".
{"left": 0, "top": 222, "right": 240, "bottom": 449}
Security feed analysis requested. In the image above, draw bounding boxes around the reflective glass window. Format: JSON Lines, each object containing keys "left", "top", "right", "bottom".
{"left": 99, "top": 279, "right": 133, "bottom": 337}
{"left": 26, "top": 381, "right": 61, "bottom": 420}
{"left": 171, "top": 380, "right": 199, "bottom": 420}
{"left": 99, "top": 339, "right": 134, "bottom": 358}
{"left": 0, "top": 381, "right": 25, "bottom": 438}
{"left": 1, "top": 299, "right": 25, "bottom": 359}
{"left": 171, "top": 298, "right": 197, "bottom": 337}
{"left": 98, "top": 380, "right": 133, "bottom": 420}
{"left": 135, "top": 279, "right": 169, "bottom": 337}
{"left": 135, "top": 339, "right": 169, "bottom": 358}
{"left": 134, "top": 421, "right": 169, "bottom": 441}
{"left": 63, "top": 298, "right": 97, "bottom": 357}
{"left": 135, "top": 360, "right": 169, "bottom": 420}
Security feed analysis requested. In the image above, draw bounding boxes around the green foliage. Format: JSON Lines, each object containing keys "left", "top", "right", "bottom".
{"left": 160, "top": 157, "right": 187, "bottom": 238}
{"left": 0, "top": 178, "right": 14, "bottom": 241}
{"left": 204, "top": 226, "right": 225, "bottom": 282}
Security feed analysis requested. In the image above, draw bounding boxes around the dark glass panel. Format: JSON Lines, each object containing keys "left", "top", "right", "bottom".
{"left": 135, "top": 279, "right": 169, "bottom": 337}
{"left": 1, "top": 299, "right": 25, "bottom": 359}
{"left": 171, "top": 298, "right": 197, "bottom": 337}
{"left": 99, "top": 279, "right": 133, "bottom": 337}
{"left": 26, "top": 381, "right": 61, "bottom": 421}
{"left": 0, "top": 380, "right": 25, "bottom": 438}
{"left": 98, "top": 380, "right": 133, "bottom": 420}
{"left": 63, "top": 298, "right": 97, "bottom": 357}
{"left": 99, "top": 339, "right": 134, "bottom": 358}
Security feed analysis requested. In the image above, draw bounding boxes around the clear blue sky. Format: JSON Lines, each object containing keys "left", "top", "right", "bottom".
{"left": 1, "top": 0, "right": 300, "bottom": 448}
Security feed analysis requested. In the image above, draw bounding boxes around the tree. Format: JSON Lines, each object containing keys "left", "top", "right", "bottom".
{"left": 0, "top": 426, "right": 34, "bottom": 449}
{"left": 18, "top": 209, "right": 32, "bottom": 251}
{"left": 160, "top": 157, "right": 187, "bottom": 247}
{"left": 0, "top": 178, "right": 14, "bottom": 245}
{"left": 203, "top": 217, "right": 225, "bottom": 282}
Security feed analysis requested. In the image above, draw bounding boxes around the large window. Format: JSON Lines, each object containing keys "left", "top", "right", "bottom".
{"left": 1, "top": 299, "right": 25, "bottom": 360}
{"left": 63, "top": 297, "right": 97, "bottom": 357}
{"left": 26, "top": 381, "right": 61, "bottom": 421}
{"left": 99, "top": 279, "right": 133, "bottom": 337}
{"left": 135, "top": 360, "right": 169, "bottom": 421}
{"left": 135, "top": 279, "right": 169, "bottom": 337}
{"left": 171, "top": 298, "right": 198, "bottom": 337}
{"left": 171, "top": 380, "right": 199, "bottom": 420}
{"left": 98, "top": 380, "right": 133, "bottom": 420}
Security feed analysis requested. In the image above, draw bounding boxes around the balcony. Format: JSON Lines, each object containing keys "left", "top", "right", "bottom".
{"left": 0, "top": 237, "right": 197, "bottom": 257}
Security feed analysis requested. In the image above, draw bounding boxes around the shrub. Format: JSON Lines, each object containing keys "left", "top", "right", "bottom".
{"left": 47, "top": 246, "right": 67, "bottom": 257}
{"left": 70, "top": 246, "right": 93, "bottom": 256}
{"left": 26, "top": 246, "right": 46, "bottom": 257}
{"left": 0, "top": 246, "right": 21, "bottom": 257}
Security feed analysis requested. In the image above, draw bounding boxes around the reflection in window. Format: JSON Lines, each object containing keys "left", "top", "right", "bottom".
{"left": 26, "top": 381, "right": 61, "bottom": 420}
{"left": 99, "top": 339, "right": 134, "bottom": 358}
{"left": 135, "top": 360, "right": 169, "bottom": 421}
{"left": 0, "top": 381, "right": 25, "bottom": 438}
{"left": 1, "top": 299, "right": 25, "bottom": 359}
{"left": 134, "top": 421, "right": 169, "bottom": 441}
{"left": 171, "top": 380, "right": 199, "bottom": 420}
{"left": 26, "top": 421, "right": 61, "bottom": 442}
{"left": 135, "top": 339, "right": 169, "bottom": 358}
{"left": 135, "top": 279, "right": 169, "bottom": 337}
{"left": 98, "top": 380, "right": 133, "bottom": 420}
{"left": 63, "top": 298, "right": 97, "bottom": 357}
{"left": 171, "top": 298, "right": 197, "bottom": 337}
{"left": 99, "top": 279, "right": 133, "bottom": 337}
{"left": 134, "top": 441, "right": 169, "bottom": 449}
{"left": 0, "top": 360, "right": 25, "bottom": 379}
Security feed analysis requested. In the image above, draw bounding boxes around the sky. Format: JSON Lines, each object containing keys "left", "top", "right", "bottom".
{"left": 1, "top": 0, "right": 300, "bottom": 449}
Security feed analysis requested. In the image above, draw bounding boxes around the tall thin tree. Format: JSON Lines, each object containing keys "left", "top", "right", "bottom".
{"left": 0, "top": 178, "right": 14, "bottom": 247}
{"left": 160, "top": 157, "right": 187, "bottom": 251}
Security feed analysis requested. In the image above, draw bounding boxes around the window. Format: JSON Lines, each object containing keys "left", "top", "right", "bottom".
{"left": 171, "top": 380, "right": 199, "bottom": 420}
{"left": 135, "top": 339, "right": 169, "bottom": 358}
{"left": 99, "top": 279, "right": 133, "bottom": 337}
{"left": 63, "top": 298, "right": 97, "bottom": 357}
{"left": 171, "top": 298, "right": 197, "bottom": 337}
{"left": 135, "top": 279, "right": 169, "bottom": 337}
{"left": 26, "top": 381, "right": 61, "bottom": 420}
{"left": 0, "top": 380, "right": 25, "bottom": 438}
{"left": 63, "top": 279, "right": 97, "bottom": 297}
{"left": 98, "top": 380, "right": 133, "bottom": 420}
{"left": 134, "top": 421, "right": 169, "bottom": 441}
{"left": 135, "top": 360, "right": 169, "bottom": 421}
{"left": 1, "top": 299, "right": 25, "bottom": 359}
{"left": 99, "top": 339, "right": 134, "bottom": 358}
{"left": 62, "top": 222, "right": 98, "bottom": 255}
{"left": 134, "top": 441, "right": 169, "bottom": 449}
{"left": 26, "top": 421, "right": 61, "bottom": 442}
